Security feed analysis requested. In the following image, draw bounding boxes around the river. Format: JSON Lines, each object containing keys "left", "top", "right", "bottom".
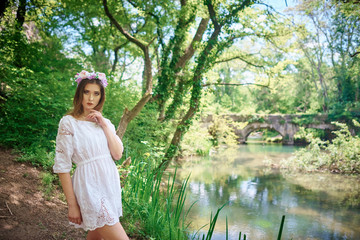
{"left": 177, "top": 143, "right": 360, "bottom": 240}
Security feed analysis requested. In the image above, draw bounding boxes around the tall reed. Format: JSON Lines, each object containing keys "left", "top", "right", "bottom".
{"left": 191, "top": 207, "right": 286, "bottom": 240}
{"left": 121, "top": 156, "right": 287, "bottom": 239}
{"left": 121, "top": 157, "right": 193, "bottom": 239}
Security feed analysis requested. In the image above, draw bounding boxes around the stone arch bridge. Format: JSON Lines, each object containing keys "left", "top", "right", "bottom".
{"left": 202, "top": 114, "right": 337, "bottom": 145}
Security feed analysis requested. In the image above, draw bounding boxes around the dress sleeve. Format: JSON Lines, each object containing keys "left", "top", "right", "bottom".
{"left": 106, "top": 119, "right": 124, "bottom": 153}
{"left": 53, "top": 116, "right": 74, "bottom": 173}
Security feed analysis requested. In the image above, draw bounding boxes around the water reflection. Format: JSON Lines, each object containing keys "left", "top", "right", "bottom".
{"left": 178, "top": 144, "right": 360, "bottom": 240}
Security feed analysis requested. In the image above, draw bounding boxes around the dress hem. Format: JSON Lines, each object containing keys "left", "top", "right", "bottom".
{"left": 69, "top": 214, "right": 123, "bottom": 231}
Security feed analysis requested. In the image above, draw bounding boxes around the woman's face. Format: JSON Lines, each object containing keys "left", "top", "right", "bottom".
{"left": 82, "top": 83, "right": 101, "bottom": 114}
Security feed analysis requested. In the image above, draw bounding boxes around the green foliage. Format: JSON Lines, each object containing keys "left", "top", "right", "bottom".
{"left": 293, "top": 127, "right": 326, "bottom": 144}
{"left": 122, "top": 103, "right": 175, "bottom": 160}
{"left": 103, "top": 82, "right": 140, "bottom": 126}
{"left": 41, "top": 172, "right": 57, "bottom": 199}
{"left": 245, "top": 115, "right": 267, "bottom": 124}
{"left": 181, "top": 118, "right": 213, "bottom": 156}
{"left": 282, "top": 120, "right": 360, "bottom": 174}
{"left": 286, "top": 135, "right": 329, "bottom": 172}
{"left": 258, "top": 129, "right": 282, "bottom": 143}
{"left": 291, "top": 114, "right": 319, "bottom": 125}
{"left": 0, "top": 27, "right": 79, "bottom": 151}
{"left": 16, "top": 147, "right": 55, "bottom": 172}
{"left": 208, "top": 115, "right": 238, "bottom": 147}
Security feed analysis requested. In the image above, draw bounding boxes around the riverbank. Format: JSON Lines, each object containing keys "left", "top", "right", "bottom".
{"left": 0, "top": 148, "right": 86, "bottom": 239}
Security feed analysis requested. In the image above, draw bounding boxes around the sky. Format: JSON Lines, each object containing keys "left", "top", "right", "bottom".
{"left": 264, "top": 0, "right": 298, "bottom": 13}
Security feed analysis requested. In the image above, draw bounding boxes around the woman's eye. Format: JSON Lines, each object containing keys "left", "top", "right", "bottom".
{"left": 95, "top": 92, "right": 100, "bottom": 96}
{"left": 84, "top": 90, "right": 89, "bottom": 94}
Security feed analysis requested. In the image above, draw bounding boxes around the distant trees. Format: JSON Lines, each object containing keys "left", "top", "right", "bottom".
{"left": 292, "top": 0, "right": 360, "bottom": 112}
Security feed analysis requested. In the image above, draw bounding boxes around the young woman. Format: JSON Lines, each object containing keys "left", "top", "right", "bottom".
{"left": 53, "top": 70, "right": 129, "bottom": 240}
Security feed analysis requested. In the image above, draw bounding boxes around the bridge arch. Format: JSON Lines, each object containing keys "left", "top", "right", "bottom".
{"left": 235, "top": 122, "right": 297, "bottom": 144}
{"left": 243, "top": 125, "right": 283, "bottom": 143}
{"left": 202, "top": 114, "right": 338, "bottom": 145}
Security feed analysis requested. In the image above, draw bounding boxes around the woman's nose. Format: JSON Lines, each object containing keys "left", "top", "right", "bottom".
{"left": 89, "top": 94, "right": 94, "bottom": 100}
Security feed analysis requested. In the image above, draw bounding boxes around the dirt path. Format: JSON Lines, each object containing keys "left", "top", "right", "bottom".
{"left": 0, "top": 148, "right": 86, "bottom": 240}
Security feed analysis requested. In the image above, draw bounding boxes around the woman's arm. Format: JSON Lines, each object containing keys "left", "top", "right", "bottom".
{"left": 102, "top": 122, "right": 123, "bottom": 160}
{"left": 58, "top": 173, "right": 82, "bottom": 225}
{"left": 86, "top": 110, "right": 123, "bottom": 160}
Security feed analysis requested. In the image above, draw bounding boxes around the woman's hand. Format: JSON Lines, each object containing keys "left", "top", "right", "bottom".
{"left": 86, "top": 110, "right": 123, "bottom": 160}
{"left": 68, "top": 203, "right": 82, "bottom": 225}
{"left": 58, "top": 173, "right": 82, "bottom": 225}
{"left": 86, "top": 110, "right": 107, "bottom": 128}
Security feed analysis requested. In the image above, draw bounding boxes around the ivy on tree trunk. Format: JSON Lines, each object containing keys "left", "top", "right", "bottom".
{"left": 157, "top": 0, "right": 255, "bottom": 171}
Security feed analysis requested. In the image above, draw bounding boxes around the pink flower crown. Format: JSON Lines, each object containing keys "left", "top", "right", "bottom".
{"left": 74, "top": 70, "right": 108, "bottom": 88}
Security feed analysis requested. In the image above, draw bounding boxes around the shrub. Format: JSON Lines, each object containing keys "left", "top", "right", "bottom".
{"left": 208, "top": 115, "right": 238, "bottom": 147}
{"left": 282, "top": 120, "right": 360, "bottom": 174}
{"left": 181, "top": 119, "right": 213, "bottom": 156}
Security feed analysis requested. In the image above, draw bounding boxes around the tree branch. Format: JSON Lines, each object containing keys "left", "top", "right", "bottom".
{"left": 112, "top": 41, "right": 129, "bottom": 73}
{"left": 103, "top": 0, "right": 147, "bottom": 51}
{"left": 127, "top": 0, "right": 166, "bottom": 55}
{"left": 350, "top": 51, "right": 360, "bottom": 57}
{"left": 127, "top": 0, "right": 161, "bottom": 22}
{"left": 207, "top": 0, "right": 220, "bottom": 29}
{"left": 175, "top": 18, "right": 210, "bottom": 69}
{"left": 215, "top": 55, "right": 265, "bottom": 68}
{"left": 16, "top": 0, "right": 26, "bottom": 30}
{"left": 202, "top": 82, "right": 270, "bottom": 88}
{"left": 116, "top": 60, "right": 138, "bottom": 82}
{"left": 116, "top": 92, "right": 153, "bottom": 138}
{"left": 223, "top": 0, "right": 252, "bottom": 25}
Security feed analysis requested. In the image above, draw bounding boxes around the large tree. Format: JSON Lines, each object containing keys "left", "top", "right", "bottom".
{"left": 51, "top": 0, "right": 298, "bottom": 170}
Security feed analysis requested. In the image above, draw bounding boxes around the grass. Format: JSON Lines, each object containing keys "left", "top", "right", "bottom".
{"left": 40, "top": 172, "right": 57, "bottom": 199}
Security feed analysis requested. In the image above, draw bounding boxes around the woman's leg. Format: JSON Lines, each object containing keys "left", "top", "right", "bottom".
{"left": 95, "top": 222, "right": 129, "bottom": 240}
{"left": 86, "top": 229, "right": 104, "bottom": 240}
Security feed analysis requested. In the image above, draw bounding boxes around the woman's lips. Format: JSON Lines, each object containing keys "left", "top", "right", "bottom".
{"left": 87, "top": 103, "right": 93, "bottom": 106}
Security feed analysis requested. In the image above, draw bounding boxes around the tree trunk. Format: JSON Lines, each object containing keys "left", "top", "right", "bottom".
{"left": 175, "top": 18, "right": 210, "bottom": 69}
{"left": 103, "top": 0, "right": 153, "bottom": 138}
{"left": 316, "top": 62, "right": 328, "bottom": 112}
{"left": 116, "top": 92, "right": 152, "bottom": 139}
{"left": 111, "top": 42, "right": 128, "bottom": 73}
{"left": 154, "top": 17, "right": 209, "bottom": 118}
{"left": 156, "top": 105, "right": 198, "bottom": 171}
{"left": 156, "top": 0, "right": 225, "bottom": 172}
{"left": 14, "top": 0, "right": 26, "bottom": 68}
{"left": 0, "top": 0, "right": 9, "bottom": 19}
{"left": 16, "top": 0, "right": 26, "bottom": 29}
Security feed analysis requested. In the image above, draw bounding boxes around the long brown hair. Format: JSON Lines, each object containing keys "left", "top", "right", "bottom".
{"left": 68, "top": 78, "right": 106, "bottom": 118}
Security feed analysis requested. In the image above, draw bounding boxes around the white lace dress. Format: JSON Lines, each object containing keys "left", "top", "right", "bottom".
{"left": 53, "top": 115, "right": 123, "bottom": 231}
